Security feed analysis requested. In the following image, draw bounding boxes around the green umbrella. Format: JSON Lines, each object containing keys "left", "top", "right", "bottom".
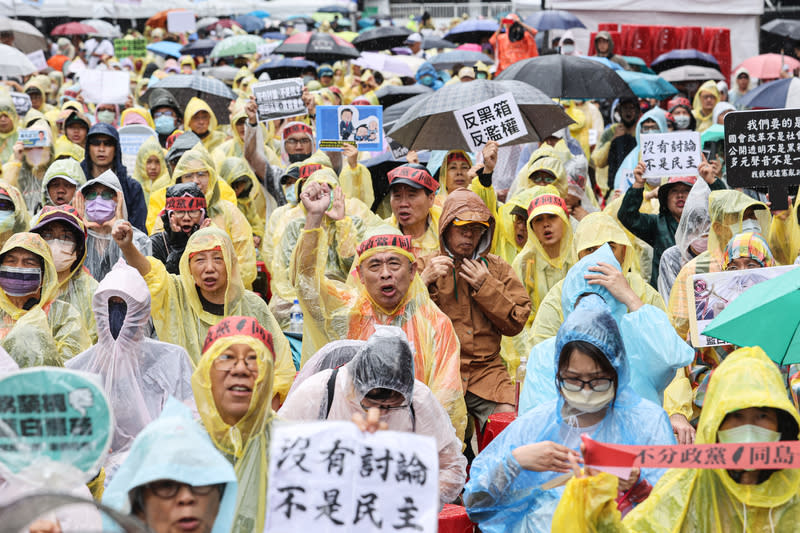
{"left": 703, "top": 267, "right": 800, "bottom": 365}
{"left": 209, "top": 35, "right": 264, "bottom": 58}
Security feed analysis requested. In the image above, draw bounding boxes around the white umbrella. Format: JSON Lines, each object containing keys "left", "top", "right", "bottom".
{"left": 80, "top": 19, "right": 122, "bottom": 39}
{"left": 197, "top": 17, "right": 220, "bottom": 29}
{"left": 0, "top": 43, "right": 38, "bottom": 77}
{"left": 659, "top": 65, "right": 724, "bottom": 82}
{"left": 0, "top": 17, "right": 47, "bottom": 54}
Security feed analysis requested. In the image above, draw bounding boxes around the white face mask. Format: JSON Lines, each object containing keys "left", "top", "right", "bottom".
{"left": 717, "top": 424, "right": 781, "bottom": 444}
{"left": 740, "top": 218, "right": 762, "bottom": 235}
{"left": 674, "top": 115, "right": 691, "bottom": 129}
{"left": 560, "top": 386, "right": 615, "bottom": 414}
{"left": 47, "top": 239, "right": 77, "bottom": 272}
{"left": 25, "top": 147, "right": 49, "bottom": 167}
{"left": 561, "top": 44, "right": 575, "bottom": 54}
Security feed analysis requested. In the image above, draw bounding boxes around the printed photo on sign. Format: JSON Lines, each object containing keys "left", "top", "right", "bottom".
{"left": 317, "top": 105, "right": 383, "bottom": 152}
{"left": 690, "top": 265, "right": 797, "bottom": 347}
{"left": 456, "top": 92, "right": 528, "bottom": 152}
{"left": 640, "top": 131, "right": 701, "bottom": 180}
{"left": 10, "top": 92, "right": 31, "bottom": 116}
{"left": 253, "top": 79, "right": 307, "bottom": 123}
{"left": 19, "top": 129, "right": 51, "bottom": 147}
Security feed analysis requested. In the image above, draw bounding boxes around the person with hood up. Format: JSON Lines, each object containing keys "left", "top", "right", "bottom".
{"left": 120, "top": 107, "right": 154, "bottom": 129}
{"left": 3, "top": 117, "right": 53, "bottom": 215}
{"left": 385, "top": 163, "right": 442, "bottom": 259}
{"left": 554, "top": 346, "right": 800, "bottom": 532}
{"left": 713, "top": 101, "right": 736, "bottom": 126}
{"left": 433, "top": 142, "right": 499, "bottom": 214}
{"left": 592, "top": 31, "right": 629, "bottom": 70}
{"left": 218, "top": 156, "right": 266, "bottom": 249}
{"left": 613, "top": 107, "right": 669, "bottom": 195}
{"left": 415, "top": 61, "right": 444, "bottom": 90}
{"left": 292, "top": 182, "right": 468, "bottom": 440}
{"left": 692, "top": 79, "right": 721, "bottom": 133}
{"left": 212, "top": 100, "right": 250, "bottom": 166}
{"left": 0, "top": 232, "right": 90, "bottom": 367}
{"left": 24, "top": 76, "right": 55, "bottom": 113}
{"left": 30, "top": 205, "right": 98, "bottom": 342}
{"left": 511, "top": 145, "right": 570, "bottom": 200}
{"left": 729, "top": 67, "right": 753, "bottom": 107}
{"left": 592, "top": 97, "right": 641, "bottom": 195}
{"left": 148, "top": 146, "right": 257, "bottom": 288}
{"left": 619, "top": 154, "right": 726, "bottom": 286}
{"left": 279, "top": 326, "right": 468, "bottom": 506}
{"left": 184, "top": 97, "right": 227, "bottom": 154}
{"left": 40, "top": 156, "right": 86, "bottom": 208}
{"left": 80, "top": 123, "right": 148, "bottom": 232}
{"left": 0, "top": 183, "right": 30, "bottom": 251}
{"left": 66, "top": 260, "right": 195, "bottom": 477}
{"left": 148, "top": 88, "right": 183, "bottom": 148}
{"left": 0, "top": 92, "right": 19, "bottom": 162}
{"left": 558, "top": 30, "right": 580, "bottom": 55}
{"left": 564, "top": 154, "right": 599, "bottom": 220}
{"left": 150, "top": 182, "right": 208, "bottom": 275}
{"left": 102, "top": 398, "right": 238, "bottom": 533}
{"left": 667, "top": 96, "right": 696, "bottom": 132}
{"left": 192, "top": 316, "right": 277, "bottom": 532}
{"left": 418, "top": 188, "right": 531, "bottom": 442}
{"left": 112, "top": 223, "right": 294, "bottom": 405}
{"left": 132, "top": 136, "right": 171, "bottom": 205}
{"left": 465, "top": 301, "right": 675, "bottom": 532}
{"left": 76, "top": 169, "right": 152, "bottom": 282}
{"left": 491, "top": 187, "right": 540, "bottom": 266}
{"left": 490, "top": 14, "right": 538, "bottom": 75}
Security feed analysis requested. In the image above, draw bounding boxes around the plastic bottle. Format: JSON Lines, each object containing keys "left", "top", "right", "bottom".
{"left": 515, "top": 356, "right": 528, "bottom": 413}
{"left": 289, "top": 299, "right": 304, "bottom": 334}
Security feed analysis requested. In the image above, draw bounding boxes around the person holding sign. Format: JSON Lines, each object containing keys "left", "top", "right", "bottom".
{"left": 553, "top": 346, "right": 800, "bottom": 532}
{"left": 465, "top": 302, "right": 674, "bottom": 532}
{"left": 0, "top": 92, "right": 19, "bottom": 163}
{"left": 279, "top": 326, "right": 468, "bottom": 506}
{"left": 4, "top": 118, "right": 53, "bottom": 215}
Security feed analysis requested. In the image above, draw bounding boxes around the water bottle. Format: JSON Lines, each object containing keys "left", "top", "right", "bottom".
{"left": 288, "top": 299, "right": 303, "bottom": 334}
{"left": 515, "top": 356, "right": 528, "bottom": 413}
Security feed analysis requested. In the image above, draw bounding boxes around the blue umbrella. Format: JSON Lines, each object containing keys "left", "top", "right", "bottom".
{"left": 247, "top": 10, "right": 271, "bottom": 18}
{"left": 737, "top": 77, "right": 800, "bottom": 109}
{"left": 617, "top": 71, "right": 678, "bottom": 100}
{"left": 233, "top": 15, "right": 265, "bottom": 34}
{"left": 262, "top": 32, "right": 288, "bottom": 41}
{"left": 621, "top": 56, "right": 656, "bottom": 75}
{"left": 524, "top": 10, "right": 586, "bottom": 31}
{"left": 650, "top": 49, "right": 720, "bottom": 73}
{"left": 583, "top": 56, "right": 623, "bottom": 71}
{"left": 444, "top": 20, "right": 499, "bottom": 44}
{"left": 429, "top": 50, "right": 494, "bottom": 70}
{"left": 146, "top": 41, "right": 182, "bottom": 59}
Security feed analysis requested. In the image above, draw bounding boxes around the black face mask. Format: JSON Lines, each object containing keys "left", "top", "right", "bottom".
{"left": 288, "top": 152, "right": 310, "bottom": 163}
{"left": 509, "top": 23, "right": 524, "bottom": 42}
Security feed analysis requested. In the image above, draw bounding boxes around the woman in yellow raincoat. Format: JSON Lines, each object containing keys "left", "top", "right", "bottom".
{"left": 147, "top": 145, "right": 257, "bottom": 287}
{"left": 512, "top": 146, "right": 569, "bottom": 199}
{"left": 492, "top": 187, "right": 539, "bottom": 266}
{"left": 0, "top": 232, "right": 90, "bottom": 366}
{"left": 193, "top": 316, "right": 275, "bottom": 532}
{"left": 212, "top": 101, "right": 248, "bottom": 166}
{"left": 692, "top": 80, "right": 720, "bottom": 133}
{"left": 0, "top": 92, "right": 19, "bottom": 163}
{"left": 0, "top": 182, "right": 31, "bottom": 250}
{"left": 433, "top": 149, "right": 497, "bottom": 215}
{"left": 554, "top": 346, "right": 800, "bottom": 532}
{"left": 119, "top": 107, "right": 155, "bottom": 129}
{"left": 218, "top": 157, "right": 266, "bottom": 246}
{"left": 184, "top": 97, "right": 227, "bottom": 153}
{"left": 112, "top": 223, "right": 294, "bottom": 404}
{"left": 132, "top": 136, "right": 170, "bottom": 205}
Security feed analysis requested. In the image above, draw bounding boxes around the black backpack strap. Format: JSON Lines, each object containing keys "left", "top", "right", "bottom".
{"left": 324, "top": 367, "right": 339, "bottom": 419}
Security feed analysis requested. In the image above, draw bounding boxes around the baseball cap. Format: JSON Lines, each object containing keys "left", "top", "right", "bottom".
{"left": 405, "top": 33, "right": 422, "bottom": 44}
{"left": 387, "top": 164, "right": 439, "bottom": 194}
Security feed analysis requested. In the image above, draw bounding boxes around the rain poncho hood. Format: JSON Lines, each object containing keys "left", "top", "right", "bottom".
{"left": 708, "top": 189, "right": 770, "bottom": 265}
{"left": 573, "top": 211, "right": 635, "bottom": 274}
{"left": 692, "top": 79, "right": 721, "bottom": 125}
{"left": 514, "top": 145, "right": 569, "bottom": 198}
{"left": 41, "top": 157, "right": 87, "bottom": 207}
{"left": 594, "top": 30, "right": 616, "bottom": 55}
{"left": 81, "top": 168, "right": 129, "bottom": 220}
{"left": 0, "top": 183, "right": 31, "bottom": 249}
{"left": 493, "top": 187, "right": 539, "bottom": 262}
{"left": 614, "top": 108, "right": 668, "bottom": 193}
{"left": 438, "top": 187, "right": 494, "bottom": 259}
{"left": 0, "top": 92, "right": 18, "bottom": 162}
{"left": 102, "top": 398, "right": 238, "bottom": 533}
{"left": 81, "top": 122, "right": 127, "bottom": 181}
{"left": 173, "top": 145, "right": 227, "bottom": 213}
{"left": 349, "top": 325, "right": 415, "bottom": 407}
{"left": 436, "top": 150, "right": 474, "bottom": 198}
{"left": 31, "top": 205, "right": 87, "bottom": 285}
{"left": 415, "top": 61, "right": 444, "bottom": 90}
{"left": 185, "top": 96, "right": 219, "bottom": 134}
{"left": 0, "top": 232, "right": 58, "bottom": 320}
{"left": 54, "top": 136, "right": 85, "bottom": 162}
{"left": 132, "top": 136, "right": 170, "bottom": 200}
{"left": 120, "top": 107, "right": 154, "bottom": 129}
{"left": 723, "top": 231, "right": 775, "bottom": 268}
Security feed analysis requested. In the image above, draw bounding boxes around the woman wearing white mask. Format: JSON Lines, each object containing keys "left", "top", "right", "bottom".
{"left": 464, "top": 302, "right": 675, "bottom": 532}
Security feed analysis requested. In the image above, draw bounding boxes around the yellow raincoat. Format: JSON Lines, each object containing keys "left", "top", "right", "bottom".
{"left": 554, "top": 346, "right": 800, "bottom": 532}
{"left": 218, "top": 156, "right": 266, "bottom": 240}
{"left": 0, "top": 92, "right": 19, "bottom": 163}
{"left": 531, "top": 212, "right": 665, "bottom": 346}
{"left": 212, "top": 101, "right": 247, "bottom": 167}
{"left": 692, "top": 80, "right": 720, "bottom": 133}
{"left": 142, "top": 226, "right": 294, "bottom": 401}
{"left": 148, "top": 146, "right": 257, "bottom": 287}
{"left": 338, "top": 158, "right": 375, "bottom": 209}
{"left": 53, "top": 136, "right": 84, "bottom": 162}
{"left": 0, "top": 232, "right": 91, "bottom": 366}
{"left": 767, "top": 187, "right": 800, "bottom": 266}
{"left": 492, "top": 188, "right": 539, "bottom": 265}
{"left": 386, "top": 204, "right": 442, "bottom": 260}
{"left": 193, "top": 316, "right": 274, "bottom": 533}
{"left": 184, "top": 97, "right": 227, "bottom": 153}
{"left": 0, "top": 182, "right": 31, "bottom": 250}
{"left": 513, "top": 146, "right": 569, "bottom": 198}
{"left": 132, "top": 136, "right": 170, "bottom": 205}
{"left": 290, "top": 225, "right": 468, "bottom": 440}
{"left": 435, "top": 150, "right": 497, "bottom": 216}
{"left": 23, "top": 76, "right": 55, "bottom": 113}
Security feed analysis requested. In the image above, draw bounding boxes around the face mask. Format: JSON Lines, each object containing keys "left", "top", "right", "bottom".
{"left": 108, "top": 299, "right": 127, "bottom": 340}
{"left": 420, "top": 75, "right": 434, "bottom": 87}
{"left": 302, "top": 75, "right": 314, "bottom": 84}
{"left": 85, "top": 197, "right": 117, "bottom": 223}
{"left": 47, "top": 239, "right": 77, "bottom": 272}
{"left": 97, "top": 110, "right": 115, "bottom": 124}
{"left": 283, "top": 183, "right": 298, "bottom": 205}
{"left": 288, "top": 152, "right": 308, "bottom": 163}
{"left": 741, "top": 218, "right": 761, "bottom": 234}
{"left": 561, "top": 44, "right": 575, "bottom": 54}
{"left": 0, "top": 265, "right": 42, "bottom": 297}
{"left": 25, "top": 148, "right": 49, "bottom": 167}
{"left": 674, "top": 115, "right": 691, "bottom": 129}
{"left": 560, "top": 386, "right": 615, "bottom": 414}
{"left": 0, "top": 210, "right": 14, "bottom": 231}
{"left": 154, "top": 115, "right": 176, "bottom": 134}
{"left": 717, "top": 424, "right": 781, "bottom": 444}
{"left": 689, "top": 236, "right": 708, "bottom": 255}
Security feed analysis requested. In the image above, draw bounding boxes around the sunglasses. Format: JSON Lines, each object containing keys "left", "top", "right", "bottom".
{"left": 88, "top": 138, "right": 114, "bottom": 147}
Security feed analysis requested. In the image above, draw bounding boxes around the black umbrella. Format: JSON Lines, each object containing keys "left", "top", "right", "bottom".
{"left": 762, "top": 18, "right": 800, "bottom": 40}
{"left": 443, "top": 19, "right": 499, "bottom": 44}
{"left": 180, "top": 38, "right": 217, "bottom": 57}
{"left": 383, "top": 92, "right": 431, "bottom": 131}
{"left": 422, "top": 37, "right": 456, "bottom": 50}
{"left": 280, "top": 16, "right": 316, "bottom": 28}
{"left": 254, "top": 58, "right": 318, "bottom": 79}
{"left": 650, "top": 49, "right": 721, "bottom": 74}
{"left": 387, "top": 79, "right": 573, "bottom": 151}
{"left": 375, "top": 84, "right": 433, "bottom": 107}
{"left": 273, "top": 31, "right": 359, "bottom": 62}
{"left": 495, "top": 55, "right": 636, "bottom": 100}
{"left": 429, "top": 50, "right": 494, "bottom": 71}
{"left": 352, "top": 26, "right": 412, "bottom": 52}
{"left": 142, "top": 75, "right": 236, "bottom": 124}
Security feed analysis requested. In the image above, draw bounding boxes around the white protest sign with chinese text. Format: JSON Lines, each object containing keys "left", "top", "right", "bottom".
{"left": 79, "top": 70, "right": 130, "bottom": 105}
{"left": 640, "top": 131, "right": 701, "bottom": 179}
{"left": 26, "top": 50, "right": 47, "bottom": 72}
{"left": 167, "top": 11, "right": 196, "bottom": 34}
{"left": 456, "top": 92, "right": 528, "bottom": 152}
{"left": 266, "top": 421, "right": 438, "bottom": 533}
{"left": 118, "top": 125, "right": 157, "bottom": 177}
{"left": 253, "top": 79, "right": 306, "bottom": 123}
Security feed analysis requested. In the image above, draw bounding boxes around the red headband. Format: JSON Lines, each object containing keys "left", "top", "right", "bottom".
{"left": 356, "top": 234, "right": 413, "bottom": 256}
{"left": 283, "top": 123, "right": 313, "bottom": 139}
{"left": 202, "top": 316, "right": 275, "bottom": 359}
{"left": 387, "top": 165, "right": 439, "bottom": 193}
{"left": 299, "top": 163, "right": 323, "bottom": 179}
{"left": 165, "top": 195, "right": 207, "bottom": 212}
{"left": 447, "top": 152, "right": 469, "bottom": 164}
{"left": 528, "top": 194, "right": 568, "bottom": 217}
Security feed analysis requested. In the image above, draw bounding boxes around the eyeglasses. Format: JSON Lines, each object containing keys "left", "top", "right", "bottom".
{"left": 213, "top": 353, "right": 259, "bottom": 372}
{"left": 360, "top": 399, "right": 409, "bottom": 413}
{"left": 83, "top": 189, "right": 116, "bottom": 201}
{"left": 453, "top": 224, "right": 487, "bottom": 237}
{"left": 88, "top": 138, "right": 114, "bottom": 147}
{"left": 145, "top": 480, "right": 219, "bottom": 499}
{"left": 558, "top": 376, "right": 613, "bottom": 392}
{"left": 181, "top": 171, "right": 210, "bottom": 182}
{"left": 170, "top": 209, "right": 203, "bottom": 219}
{"left": 640, "top": 127, "right": 660, "bottom": 134}
{"left": 530, "top": 173, "right": 556, "bottom": 185}
{"left": 285, "top": 138, "right": 312, "bottom": 147}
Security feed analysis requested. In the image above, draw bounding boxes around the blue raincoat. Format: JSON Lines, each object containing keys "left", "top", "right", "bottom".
{"left": 613, "top": 108, "right": 668, "bottom": 194}
{"left": 102, "top": 398, "right": 238, "bottom": 533}
{"left": 464, "top": 298, "right": 675, "bottom": 532}
{"left": 519, "top": 244, "right": 693, "bottom": 411}
{"left": 415, "top": 61, "right": 444, "bottom": 90}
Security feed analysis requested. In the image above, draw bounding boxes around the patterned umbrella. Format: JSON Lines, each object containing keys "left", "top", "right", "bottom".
{"left": 51, "top": 22, "right": 98, "bottom": 36}
{"left": 273, "top": 31, "right": 358, "bottom": 62}
{"left": 142, "top": 75, "right": 236, "bottom": 124}
{"left": 387, "top": 79, "right": 573, "bottom": 151}
{"left": 0, "top": 17, "right": 46, "bottom": 54}
{"left": 352, "top": 26, "right": 411, "bottom": 52}
{"left": 209, "top": 35, "right": 264, "bottom": 58}
{"left": 429, "top": 50, "right": 494, "bottom": 71}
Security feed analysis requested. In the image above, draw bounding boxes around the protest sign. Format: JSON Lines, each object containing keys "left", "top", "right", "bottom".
{"left": 114, "top": 38, "right": 146, "bottom": 58}
{"left": 456, "top": 92, "right": 528, "bottom": 152}
{"left": 253, "top": 79, "right": 306, "bottom": 122}
{"left": 0, "top": 368, "right": 112, "bottom": 482}
{"left": 167, "top": 11, "right": 196, "bottom": 34}
{"left": 67, "top": 57, "right": 87, "bottom": 75}
{"left": 266, "top": 421, "right": 438, "bottom": 533}
{"left": 724, "top": 108, "right": 800, "bottom": 210}
{"left": 79, "top": 70, "right": 130, "bottom": 105}
{"left": 386, "top": 136, "right": 409, "bottom": 160}
{"left": 640, "top": 131, "right": 701, "bottom": 180}
{"left": 689, "top": 265, "right": 797, "bottom": 348}
{"left": 118, "top": 125, "right": 157, "bottom": 177}
{"left": 26, "top": 50, "right": 47, "bottom": 72}
{"left": 317, "top": 105, "right": 383, "bottom": 152}
{"left": 18, "top": 129, "right": 51, "bottom": 148}
{"left": 10, "top": 92, "right": 31, "bottom": 116}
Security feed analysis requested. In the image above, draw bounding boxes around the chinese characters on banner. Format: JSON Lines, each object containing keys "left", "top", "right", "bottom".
{"left": 724, "top": 108, "right": 800, "bottom": 210}
{"left": 266, "top": 421, "right": 438, "bottom": 533}
{"left": 113, "top": 39, "right": 147, "bottom": 58}
{"left": 118, "top": 125, "right": 157, "bottom": 177}
{"left": 640, "top": 131, "right": 701, "bottom": 179}
{"left": 253, "top": 79, "right": 307, "bottom": 123}
{"left": 456, "top": 92, "right": 528, "bottom": 152}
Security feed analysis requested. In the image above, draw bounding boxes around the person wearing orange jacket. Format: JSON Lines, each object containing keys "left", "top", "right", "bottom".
{"left": 489, "top": 14, "right": 538, "bottom": 75}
